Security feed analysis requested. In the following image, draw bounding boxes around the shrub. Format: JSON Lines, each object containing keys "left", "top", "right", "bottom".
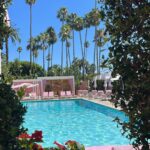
{"left": 0, "top": 83, "right": 26, "bottom": 149}
{"left": 104, "top": 0, "right": 150, "bottom": 149}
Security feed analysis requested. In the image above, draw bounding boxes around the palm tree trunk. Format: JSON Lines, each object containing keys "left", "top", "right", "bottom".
{"left": 61, "top": 41, "right": 64, "bottom": 75}
{"left": 51, "top": 44, "right": 53, "bottom": 67}
{"left": 48, "top": 45, "right": 50, "bottom": 69}
{"left": 5, "top": 36, "right": 9, "bottom": 65}
{"left": 84, "top": 28, "right": 88, "bottom": 61}
{"left": 30, "top": 4, "right": 32, "bottom": 74}
{"left": 79, "top": 31, "right": 84, "bottom": 58}
{"left": 43, "top": 50, "right": 45, "bottom": 75}
{"left": 68, "top": 47, "right": 71, "bottom": 67}
{"left": 96, "top": 45, "right": 99, "bottom": 74}
{"left": 18, "top": 52, "right": 20, "bottom": 61}
{"left": 72, "top": 30, "right": 75, "bottom": 60}
{"left": 66, "top": 40, "right": 68, "bottom": 75}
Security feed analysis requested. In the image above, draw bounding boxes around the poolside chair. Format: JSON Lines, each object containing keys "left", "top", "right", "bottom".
{"left": 77, "top": 90, "right": 83, "bottom": 97}
{"left": 60, "top": 91, "right": 66, "bottom": 97}
{"left": 43, "top": 92, "right": 49, "bottom": 98}
{"left": 91, "top": 90, "right": 98, "bottom": 98}
{"left": 48, "top": 91, "right": 54, "bottom": 98}
{"left": 66, "top": 91, "right": 72, "bottom": 97}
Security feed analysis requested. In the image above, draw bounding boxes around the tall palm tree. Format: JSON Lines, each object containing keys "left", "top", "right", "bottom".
{"left": 96, "top": 29, "right": 108, "bottom": 73}
{"left": 59, "top": 24, "right": 71, "bottom": 75}
{"left": 66, "top": 41, "right": 71, "bottom": 67}
{"left": 17, "top": 46, "right": 22, "bottom": 61}
{"left": 46, "top": 27, "right": 57, "bottom": 68}
{"left": 74, "top": 16, "right": 84, "bottom": 59}
{"left": 57, "top": 7, "right": 68, "bottom": 74}
{"left": 89, "top": 8, "right": 101, "bottom": 73}
{"left": 46, "top": 53, "right": 51, "bottom": 70}
{"left": 25, "top": 0, "right": 36, "bottom": 72}
{"left": 5, "top": 27, "right": 20, "bottom": 65}
{"left": 66, "top": 13, "right": 77, "bottom": 60}
{"left": 83, "top": 13, "right": 91, "bottom": 60}
{"left": 84, "top": 41, "right": 90, "bottom": 61}
{"left": 38, "top": 33, "right": 48, "bottom": 74}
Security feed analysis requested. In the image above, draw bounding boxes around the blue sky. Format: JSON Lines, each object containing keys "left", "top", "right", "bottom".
{"left": 8, "top": 0, "right": 108, "bottom": 69}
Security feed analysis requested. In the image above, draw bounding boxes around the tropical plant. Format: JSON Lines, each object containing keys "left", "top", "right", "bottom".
{"left": 0, "top": 83, "right": 26, "bottom": 150}
{"left": 89, "top": 8, "right": 101, "bottom": 71}
{"left": 25, "top": 0, "right": 36, "bottom": 71}
{"left": 66, "top": 13, "right": 77, "bottom": 59}
{"left": 47, "top": 64, "right": 62, "bottom": 76}
{"left": 95, "top": 29, "right": 108, "bottom": 73}
{"left": 9, "top": 60, "right": 44, "bottom": 78}
{"left": 83, "top": 13, "right": 91, "bottom": 60}
{"left": 46, "top": 26, "right": 57, "bottom": 68}
{"left": 74, "top": 16, "right": 84, "bottom": 59}
{"left": 5, "top": 27, "right": 20, "bottom": 65}
{"left": 57, "top": 7, "right": 68, "bottom": 74}
{"left": 59, "top": 24, "right": 71, "bottom": 74}
{"left": 17, "top": 46, "right": 22, "bottom": 61}
{"left": 104, "top": 0, "right": 150, "bottom": 149}
{"left": 38, "top": 32, "right": 48, "bottom": 73}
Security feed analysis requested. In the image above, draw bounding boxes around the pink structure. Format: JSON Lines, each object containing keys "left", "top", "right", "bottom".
{"left": 12, "top": 76, "right": 75, "bottom": 100}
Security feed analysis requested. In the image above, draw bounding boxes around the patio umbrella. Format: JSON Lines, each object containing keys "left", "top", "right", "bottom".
{"left": 12, "top": 83, "right": 32, "bottom": 89}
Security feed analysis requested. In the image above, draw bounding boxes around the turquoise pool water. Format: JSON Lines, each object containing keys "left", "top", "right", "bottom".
{"left": 22, "top": 99, "right": 130, "bottom": 147}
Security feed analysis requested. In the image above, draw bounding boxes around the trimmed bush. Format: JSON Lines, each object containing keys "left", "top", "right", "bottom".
{"left": 0, "top": 83, "right": 26, "bottom": 150}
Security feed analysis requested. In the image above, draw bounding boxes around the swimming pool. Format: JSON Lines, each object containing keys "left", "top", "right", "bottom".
{"left": 22, "top": 99, "right": 130, "bottom": 147}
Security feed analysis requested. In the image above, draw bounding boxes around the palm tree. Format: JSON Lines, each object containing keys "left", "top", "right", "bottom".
{"left": 38, "top": 33, "right": 48, "bottom": 74}
{"left": 25, "top": 0, "right": 36, "bottom": 71}
{"left": 5, "top": 27, "right": 20, "bottom": 65}
{"left": 66, "top": 41, "right": 71, "bottom": 67}
{"left": 83, "top": 13, "right": 91, "bottom": 60}
{"left": 46, "top": 27, "right": 57, "bottom": 68}
{"left": 57, "top": 7, "right": 68, "bottom": 74}
{"left": 46, "top": 53, "right": 51, "bottom": 70}
{"left": 74, "top": 16, "right": 84, "bottom": 58}
{"left": 89, "top": 8, "right": 101, "bottom": 73}
{"left": 66, "top": 13, "right": 77, "bottom": 60}
{"left": 17, "top": 46, "right": 22, "bottom": 61}
{"left": 59, "top": 24, "right": 71, "bottom": 75}
{"left": 84, "top": 41, "right": 90, "bottom": 61}
{"left": 96, "top": 29, "right": 108, "bottom": 73}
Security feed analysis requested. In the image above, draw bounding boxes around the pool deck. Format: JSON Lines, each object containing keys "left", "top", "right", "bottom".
{"left": 85, "top": 145, "right": 136, "bottom": 150}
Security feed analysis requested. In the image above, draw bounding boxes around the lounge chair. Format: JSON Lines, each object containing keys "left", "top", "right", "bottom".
{"left": 91, "top": 90, "right": 98, "bottom": 98}
{"left": 78, "top": 90, "right": 88, "bottom": 97}
{"left": 66, "top": 91, "right": 72, "bottom": 97}
{"left": 48, "top": 91, "right": 54, "bottom": 98}
{"left": 60, "top": 91, "right": 66, "bottom": 97}
{"left": 43, "top": 92, "right": 49, "bottom": 98}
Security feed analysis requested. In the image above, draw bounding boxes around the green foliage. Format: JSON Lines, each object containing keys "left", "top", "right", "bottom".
{"left": 1, "top": 54, "right": 13, "bottom": 83}
{"left": 0, "top": 83, "right": 26, "bottom": 149}
{"left": 47, "top": 65, "right": 62, "bottom": 76}
{"left": 17, "top": 87, "right": 25, "bottom": 99}
{"left": 104, "top": 0, "right": 150, "bottom": 149}
{"left": 9, "top": 59, "right": 45, "bottom": 79}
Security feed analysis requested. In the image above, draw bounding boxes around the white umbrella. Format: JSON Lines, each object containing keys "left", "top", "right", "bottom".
{"left": 12, "top": 83, "right": 32, "bottom": 89}
{"left": 26, "top": 84, "right": 39, "bottom": 88}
